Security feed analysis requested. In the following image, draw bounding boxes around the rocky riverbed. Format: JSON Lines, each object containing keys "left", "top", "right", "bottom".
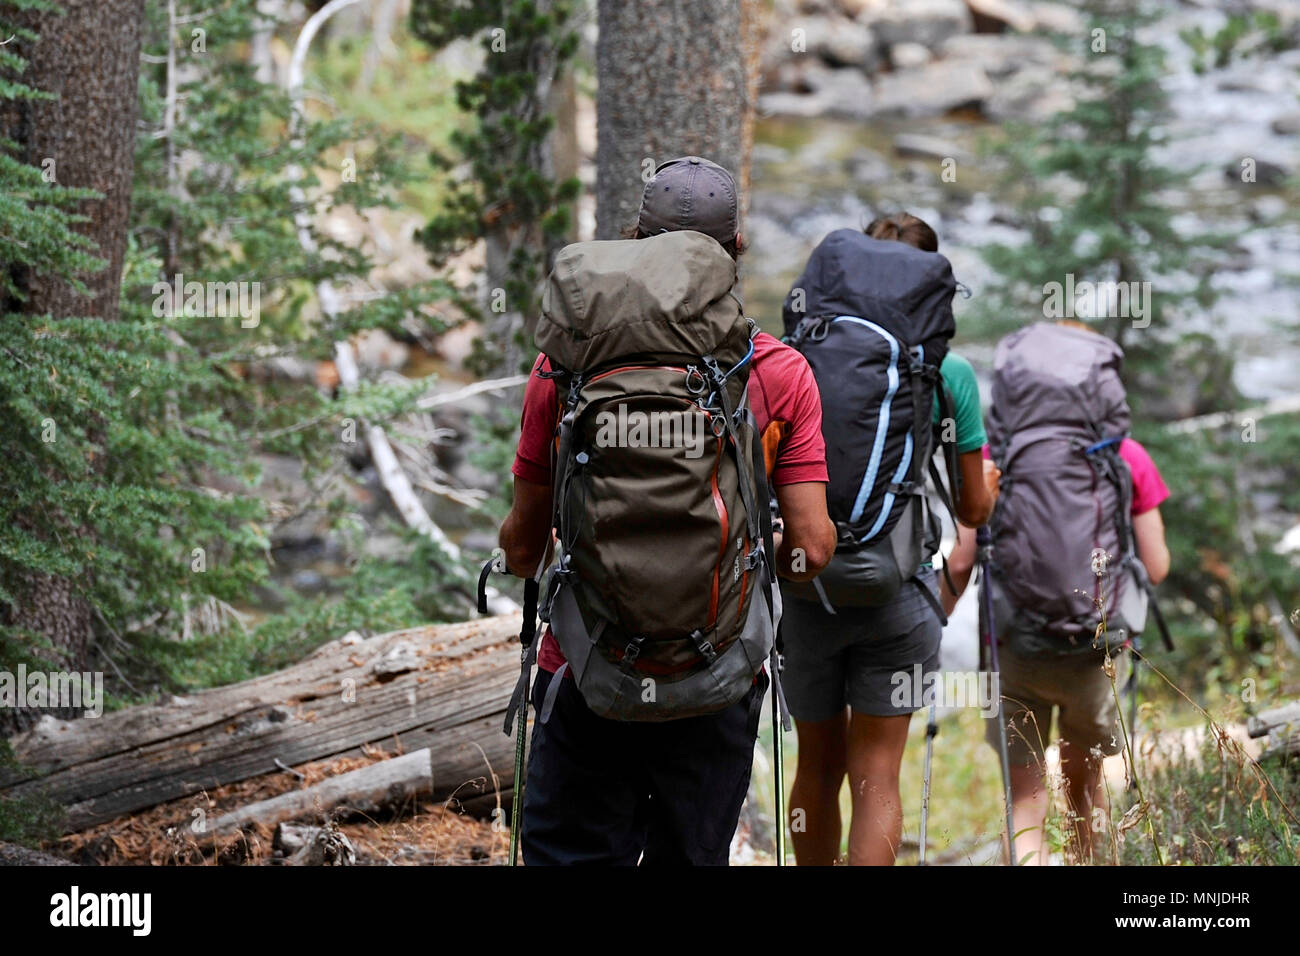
{"left": 745, "top": 0, "right": 1300, "bottom": 407}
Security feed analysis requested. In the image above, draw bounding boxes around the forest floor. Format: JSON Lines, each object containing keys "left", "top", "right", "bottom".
{"left": 47, "top": 752, "right": 507, "bottom": 867}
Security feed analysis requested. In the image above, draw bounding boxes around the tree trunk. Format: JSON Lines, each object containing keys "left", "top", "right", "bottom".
{"left": 0, "top": 0, "right": 146, "bottom": 736}
{"left": 594, "top": 0, "right": 753, "bottom": 241}
{"left": 1, "top": 0, "right": 144, "bottom": 320}
{"left": 482, "top": 0, "right": 570, "bottom": 377}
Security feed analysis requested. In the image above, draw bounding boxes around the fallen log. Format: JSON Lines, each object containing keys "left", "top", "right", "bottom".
{"left": 1247, "top": 701, "right": 1300, "bottom": 760}
{"left": 208, "top": 748, "right": 433, "bottom": 835}
{"left": 0, "top": 616, "right": 523, "bottom": 831}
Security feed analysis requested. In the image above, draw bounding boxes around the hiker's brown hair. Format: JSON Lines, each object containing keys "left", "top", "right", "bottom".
{"left": 1056, "top": 318, "right": 1095, "bottom": 333}
{"left": 621, "top": 223, "right": 744, "bottom": 260}
{"left": 865, "top": 212, "right": 938, "bottom": 253}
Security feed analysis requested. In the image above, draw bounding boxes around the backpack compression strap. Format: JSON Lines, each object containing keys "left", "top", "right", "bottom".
{"left": 704, "top": 349, "right": 791, "bottom": 731}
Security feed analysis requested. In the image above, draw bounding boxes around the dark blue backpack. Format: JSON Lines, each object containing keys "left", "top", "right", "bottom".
{"left": 781, "top": 229, "right": 959, "bottom": 611}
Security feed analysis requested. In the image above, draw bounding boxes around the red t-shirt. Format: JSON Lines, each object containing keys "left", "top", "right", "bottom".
{"left": 511, "top": 331, "right": 827, "bottom": 673}
{"left": 983, "top": 437, "right": 1169, "bottom": 515}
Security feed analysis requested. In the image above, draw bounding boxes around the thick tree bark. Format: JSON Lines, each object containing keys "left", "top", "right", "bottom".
{"left": 1, "top": 0, "right": 145, "bottom": 320}
{"left": 594, "top": 0, "right": 753, "bottom": 240}
{"left": 483, "top": 0, "right": 570, "bottom": 377}
{"left": 0, "top": 0, "right": 146, "bottom": 736}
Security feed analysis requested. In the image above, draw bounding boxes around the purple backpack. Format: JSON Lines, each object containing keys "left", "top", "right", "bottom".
{"left": 988, "top": 322, "right": 1153, "bottom": 654}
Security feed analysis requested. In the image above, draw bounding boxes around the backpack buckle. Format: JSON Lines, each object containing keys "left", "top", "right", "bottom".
{"left": 685, "top": 365, "right": 707, "bottom": 395}
{"left": 690, "top": 629, "right": 717, "bottom": 663}
{"left": 622, "top": 635, "right": 645, "bottom": 665}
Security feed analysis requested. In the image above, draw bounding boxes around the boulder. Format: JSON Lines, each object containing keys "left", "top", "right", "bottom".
{"left": 836, "top": 0, "right": 887, "bottom": 18}
{"left": 982, "top": 64, "right": 1074, "bottom": 123}
{"left": 802, "top": 14, "right": 881, "bottom": 70}
{"left": 941, "top": 32, "right": 1063, "bottom": 77}
{"left": 964, "top": 0, "right": 1035, "bottom": 34}
{"left": 759, "top": 90, "right": 831, "bottom": 119}
{"left": 760, "top": 62, "right": 878, "bottom": 121}
{"left": 1271, "top": 110, "right": 1300, "bottom": 135}
{"left": 872, "top": 0, "right": 972, "bottom": 51}
{"left": 874, "top": 59, "right": 993, "bottom": 116}
{"left": 844, "top": 148, "right": 895, "bottom": 184}
{"left": 893, "top": 132, "right": 971, "bottom": 164}
{"left": 891, "top": 41, "right": 931, "bottom": 68}
{"left": 1224, "top": 158, "right": 1291, "bottom": 187}
{"left": 1030, "top": 1, "right": 1083, "bottom": 34}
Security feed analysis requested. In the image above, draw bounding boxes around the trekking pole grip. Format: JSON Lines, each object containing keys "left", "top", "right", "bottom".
{"left": 520, "top": 577, "right": 539, "bottom": 648}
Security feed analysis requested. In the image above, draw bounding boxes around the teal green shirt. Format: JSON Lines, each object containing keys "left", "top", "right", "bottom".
{"left": 932, "top": 353, "right": 986, "bottom": 454}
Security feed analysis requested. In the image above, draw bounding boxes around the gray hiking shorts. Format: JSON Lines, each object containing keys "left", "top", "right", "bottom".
{"left": 778, "top": 569, "right": 943, "bottom": 721}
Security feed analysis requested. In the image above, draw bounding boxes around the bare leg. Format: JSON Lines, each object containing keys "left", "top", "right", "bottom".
{"left": 846, "top": 710, "right": 912, "bottom": 866}
{"left": 789, "top": 711, "right": 848, "bottom": 865}
{"left": 1007, "top": 762, "right": 1050, "bottom": 865}
{"left": 1059, "top": 737, "right": 1106, "bottom": 863}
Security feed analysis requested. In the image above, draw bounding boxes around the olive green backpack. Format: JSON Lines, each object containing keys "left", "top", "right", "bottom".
{"left": 532, "top": 230, "right": 781, "bottom": 722}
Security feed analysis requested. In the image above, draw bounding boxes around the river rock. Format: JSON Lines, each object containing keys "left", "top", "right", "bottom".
{"left": 836, "top": 0, "right": 887, "bottom": 18}
{"left": 1251, "top": 195, "right": 1290, "bottom": 222}
{"left": 803, "top": 15, "right": 881, "bottom": 70}
{"left": 1030, "top": 1, "right": 1083, "bottom": 34}
{"left": 964, "top": 0, "right": 1035, "bottom": 33}
{"left": 759, "top": 90, "right": 830, "bottom": 119}
{"left": 290, "top": 568, "right": 329, "bottom": 596}
{"left": 817, "top": 67, "right": 878, "bottom": 118}
{"left": 872, "top": 0, "right": 972, "bottom": 52}
{"left": 983, "top": 64, "right": 1074, "bottom": 123}
{"left": 874, "top": 59, "right": 993, "bottom": 116}
{"left": 941, "top": 32, "right": 1062, "bottom": 77}
{"left": 1271, "top": 110, "right": 1300, "bottom": 135}
{"left": 844, "top": 148, "right": 895, "bottom": 184}
{"left": 893, "top": 132, "right": 970, "bottom": 164}
{"left": 1224, "top": 158, "right": 1291, "bottom": 187}
{"left": 891, "top": 41, "right": 931, "bottom": 68}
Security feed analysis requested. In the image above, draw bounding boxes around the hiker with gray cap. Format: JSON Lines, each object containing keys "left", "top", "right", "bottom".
{"left": 497, "top": 156, "right": 836, "bottom": 865}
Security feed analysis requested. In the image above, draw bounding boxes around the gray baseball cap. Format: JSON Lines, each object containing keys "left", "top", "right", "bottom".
{"left": 636, "top": 156, "right": 739, "bottom": 246}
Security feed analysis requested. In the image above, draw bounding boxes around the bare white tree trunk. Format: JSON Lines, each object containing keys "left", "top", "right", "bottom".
{"left": 285, "top": 0, "right": 460, "bottom": 564}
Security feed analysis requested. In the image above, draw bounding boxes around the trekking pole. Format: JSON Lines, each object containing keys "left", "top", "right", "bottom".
{"left": 1124, "top": 635, "right": 1141, "bottom": 793}
{"left": 770, "top": 642, "right": 789, "bottom": 867}
{"left": 919, "top": 703, "right": 938, "bottom": 865}
{"left": 508, "top": 576, "right": 539, "bottom": 866}
{"left": 479, "top": 558, "right": 539, "bottom": 867}
{"left": 977, "top": 525, "right": 1017, "bottom": 866}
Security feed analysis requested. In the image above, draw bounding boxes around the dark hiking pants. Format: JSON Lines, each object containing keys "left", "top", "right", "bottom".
{"left": 521, "top": 667, "right": 766, "bottom": 866}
